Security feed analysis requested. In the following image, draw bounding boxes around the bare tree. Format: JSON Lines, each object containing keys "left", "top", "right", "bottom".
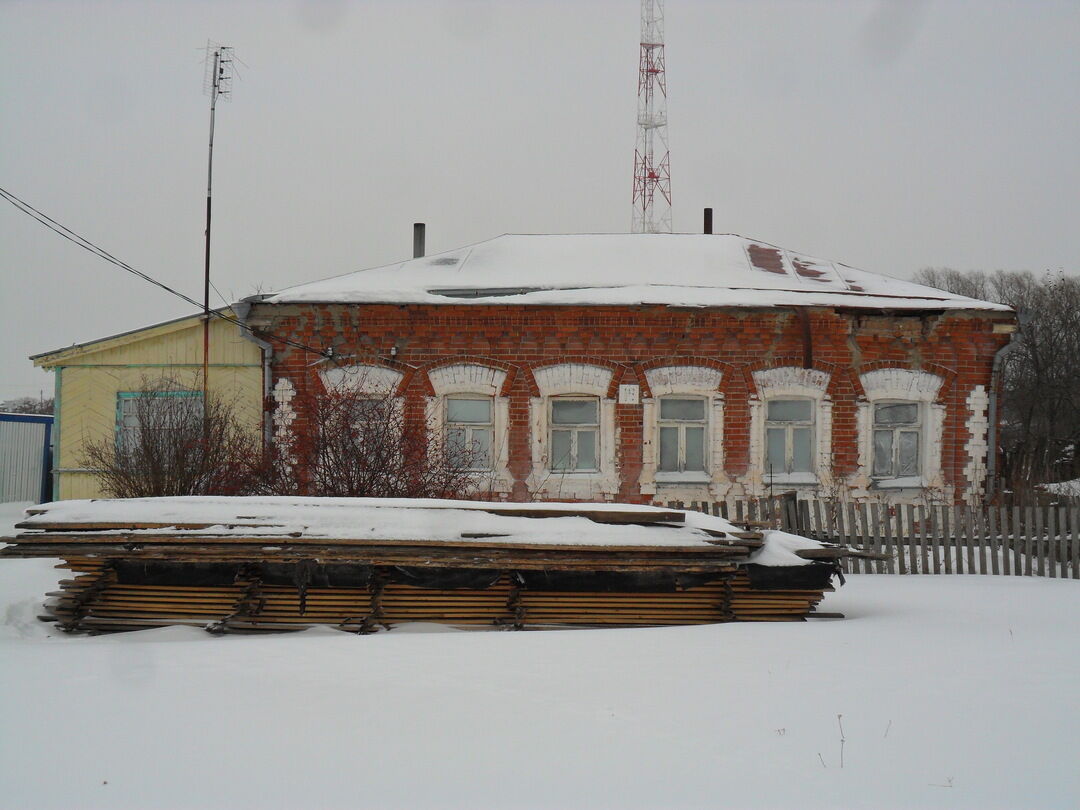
{"left": 82, "top": 376, "right": 261, "bottom": 498}
{"left": 2, "top": 396, "right": 54, "bottom": 415}
{"left": 914, "top": 268, "right": 1080, "bottom": 489}
{"left": 253, "top": 381, "right": 490, "bottom": 499}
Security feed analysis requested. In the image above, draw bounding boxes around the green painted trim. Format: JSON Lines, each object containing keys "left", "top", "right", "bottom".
{"left": 57, "top": 363, "right": 262, "bottom": 369}
{"left": 52, "top": 367, "right": 61, "bottom": 501}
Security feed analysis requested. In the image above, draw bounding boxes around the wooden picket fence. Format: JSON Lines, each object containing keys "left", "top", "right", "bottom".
{"left": 664, "top": 497, "right": 1080, "bottom": 579}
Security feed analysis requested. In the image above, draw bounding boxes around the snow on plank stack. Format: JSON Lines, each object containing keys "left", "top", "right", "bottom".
{"left": 1, "top": 497, "right": 870, "bottom": 633}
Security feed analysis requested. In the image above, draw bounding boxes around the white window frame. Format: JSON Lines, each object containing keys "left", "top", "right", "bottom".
{"left": 528, "top": 363, "right": 617, "bottom": 499}
{"left": 425, "top": 364, "right": 511, "bottom": 493}
{"left": 549, "top": 396, "right": 600, "bottom": 472}
{"left": 749, "top": 367, "right": 832, "bottom": 491}
{"left": 857, "top": 369, "right": 945, "bottom": 493}
{"left": 445, "top": 394, "right": 495, "bottom": 472}
{"left": 871, "top": 400, "right": 923, "bottom": 481}
{"left": 657, "top": 396, "right": 708, "bottom": 474}
{"left": 639, "top": 366, "right": 725, "bottom": 496}
{"left": 764, "top": 397, "right": 815, "bottom": 476}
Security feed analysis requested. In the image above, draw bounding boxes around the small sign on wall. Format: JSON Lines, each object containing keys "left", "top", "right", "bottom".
{"left": 618, "top": 384, "right": 640, "bottom": 405}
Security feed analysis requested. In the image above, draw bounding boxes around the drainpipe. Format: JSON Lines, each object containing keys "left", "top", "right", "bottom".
{"left": 413, "top": 223, "right": 426, "bottom": 258}
{"left": 233, "top": 299, "right": 274, "bottom": 445}
{"left": 986, "top": 329, "right": 1018, "bottom": 502}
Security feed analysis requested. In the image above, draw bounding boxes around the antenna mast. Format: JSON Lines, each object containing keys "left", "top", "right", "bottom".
{"left": 632, "top": 0, "right": 671, "bottom": 234}
{"left": 202, "top": 43, "right": 233, "bottom": 404}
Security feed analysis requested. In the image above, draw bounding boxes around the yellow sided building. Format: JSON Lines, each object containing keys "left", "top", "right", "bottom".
{"left": 33, "top": 310, "right": 266, "bottom": 500}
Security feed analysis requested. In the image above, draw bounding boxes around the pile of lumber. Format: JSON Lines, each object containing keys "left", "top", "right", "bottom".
{"left": 1, "top": 498, "right": 876, "bottom": 634}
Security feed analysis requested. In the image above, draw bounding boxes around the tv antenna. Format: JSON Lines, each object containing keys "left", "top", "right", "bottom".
{"left": 201, "top": 42, "right": 234, "bottom": 403}
{"left": 632, "top": 0, "right": 671, "bottom": 234}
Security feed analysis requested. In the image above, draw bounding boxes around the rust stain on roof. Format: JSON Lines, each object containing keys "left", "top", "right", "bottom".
{"left": 747, "top": 244, "right": 786, "bottom": 275}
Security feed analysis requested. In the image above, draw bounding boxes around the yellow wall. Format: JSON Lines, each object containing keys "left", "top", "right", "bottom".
{"left": 37, "top": 316, "right": 263, "bottom": 500}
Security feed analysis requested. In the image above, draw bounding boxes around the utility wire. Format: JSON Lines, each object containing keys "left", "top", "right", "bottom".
{"left": 0, "top": 185, "right": 331, "bottom": 360}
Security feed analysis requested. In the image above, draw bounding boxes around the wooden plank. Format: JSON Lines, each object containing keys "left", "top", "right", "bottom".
{"left": 1012, "top": 506, "right": 1022, "bottom": 575}
{"left": 1048, "top": 508, "right": 1058, "bottom": 578}
{"left": 988, "top": 508, "right": 1000, "bottom": 576}
{"left": 883, "top": 506, "right": 897, "bottom": 575}
{"left": 1034, "top": 506, "right": 1045, "bottom": 577}
{"left": 1072, "top": 508, "right": 1080, "bottom": 580}
{"left": 929, "top": 505, "right": 940, "bottom": 574}
{"left": 857, "top": 502, "right": 871, "bottom": 575}
{"left": 904, "top": 504, "right": 917, "bottom": 574}
{"left": 998, "top": 506, "right": 1010, "bottom": 576}
{"left": 812, "top": 500, "right": 825, "bottom": 543}
{"left": 918, "top": 505, "right": 930, "bottom": 575}
{"left": 1023, "top": 506, "right": 1034, "bottom": 576}
{"left": 946, "top": 507, "right": 954, "bottom": 578}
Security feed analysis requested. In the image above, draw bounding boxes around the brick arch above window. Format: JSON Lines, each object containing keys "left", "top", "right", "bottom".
{"left": 859, "top": 368, "right": 944, "bottom": 403}
{"left": 319, "top": 364, "right": 404, "bottom": 396}
{"left": 644, "top": 365, "right": 723, "bottom": 397}
{"left": 532, "top": 363, "right": 614, "bottom": 398}
{"left": 426, "top": 363, "right": 508, "bottom": 398}
{"left": 751, "top": 366, "right": 831, "bottom": 398}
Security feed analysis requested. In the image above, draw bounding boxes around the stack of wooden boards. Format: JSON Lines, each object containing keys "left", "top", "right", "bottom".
{"left": 1, "top": 498, "right": 874, "bottom": 634}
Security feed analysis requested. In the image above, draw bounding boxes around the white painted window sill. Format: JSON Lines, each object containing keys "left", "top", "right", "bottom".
{"left": 872, "top": 476, "right": 927, "bottom": 489}
{"left": 655, "top": 472, "right": 711, "bottom": 484}
{"left": 765, "top": 472, "right": 819, "bottom": 486}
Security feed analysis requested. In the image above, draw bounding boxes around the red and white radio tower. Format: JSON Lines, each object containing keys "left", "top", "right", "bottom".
{"left": 632, "top": 0, "right": 671, "bottom": 234}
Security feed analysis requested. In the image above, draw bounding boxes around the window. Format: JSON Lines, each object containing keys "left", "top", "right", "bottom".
{"left": 550, "top": 397, "right": 599, "bottom": 471}
{"left": 446, "top": 396, "right": 493, "bottom": 470}
{"left": 658, "top": 397, "right": 706, "bottom": 473}
{"left": 765, "top": 398, "right": 813, "bottom": 475}
{"left": 117, "top": 391, "right": 203, "bottom": 453}
{"left": 872, "top": 402, "right": 921, "bottom": 478}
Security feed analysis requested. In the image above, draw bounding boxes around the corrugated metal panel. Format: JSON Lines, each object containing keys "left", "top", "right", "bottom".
{"left": 0, "top": 418, "right": 49, "bottom": 502}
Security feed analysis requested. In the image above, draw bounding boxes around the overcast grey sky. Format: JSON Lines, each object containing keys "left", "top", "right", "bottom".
{"left": 2, "top": 0, "right": 1077, "bottom": 400}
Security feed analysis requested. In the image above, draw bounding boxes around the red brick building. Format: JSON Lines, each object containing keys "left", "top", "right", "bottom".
{"left": 245, "top": 234, "right": 1015, "bottom": 504}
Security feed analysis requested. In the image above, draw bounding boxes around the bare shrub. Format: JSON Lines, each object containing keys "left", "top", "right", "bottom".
{"left": 82, "top": 376, "right": 260, "bottom": 498}
{"left": 251, "top": 380, "right": 489, "bottom": 499}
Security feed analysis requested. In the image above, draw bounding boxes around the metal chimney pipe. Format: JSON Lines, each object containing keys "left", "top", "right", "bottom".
{"left": 413, "top": 223, "right": 426, "bottom": 258}
{"left": 703, "top": 208, "right": 713, "bottom": 235}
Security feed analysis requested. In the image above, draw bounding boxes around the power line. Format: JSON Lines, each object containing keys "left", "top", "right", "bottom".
{"left": 0, "top": 185, "right": 330, "bottom": 360}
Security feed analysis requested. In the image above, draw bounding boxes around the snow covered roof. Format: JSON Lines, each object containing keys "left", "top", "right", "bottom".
{"left": 262, "top": 233, "right": 1010, "bottom": 312}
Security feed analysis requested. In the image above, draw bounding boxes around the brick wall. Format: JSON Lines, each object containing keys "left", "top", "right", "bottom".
{"left": 253, "top": 303, "right": 1013, "bottom": 504}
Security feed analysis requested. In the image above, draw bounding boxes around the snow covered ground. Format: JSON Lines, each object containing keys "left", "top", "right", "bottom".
{"left": 2, "top": 501, "right": 1078, "bottom": 809}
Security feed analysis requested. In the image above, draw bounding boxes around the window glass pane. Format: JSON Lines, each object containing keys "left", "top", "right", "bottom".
{"left": 899, "top": 431, "right": 919, "bottom": 476}
{"left": 552, "top": 399, "right": 597, "bottom": 425}
{"left": 766, "top": 428, "right": 786, "bottom": 474}
{"left": 791, "top": 428, "right": 812, "bottom": 472}
{"left": 660, "top": 398, "right": 705, "bottom": 421}
{"left": 659, "top": 426, "right": 679, "bottom": 471}
{"left": 576, "top": 430, "right": 597, "bottom": 470}
{"left": 551, "top": 430, "right": 572, "bottom": 470}
{"left": 684, "top": 426, "right": 705, "bottom": 471}
{"left": 875, "top": 403, "right": 918, "bottom": 426}
{"left": 447, "top": 398, "right": 491, "bottom": 424}
{"left": 447, "top": 428, "right": 467, "bottom": 466}
{"left": 767, "top": 399, "right": 811, "bottom": 422}
{"left": 873, "top": 430, "right": 894, "bottom": 477}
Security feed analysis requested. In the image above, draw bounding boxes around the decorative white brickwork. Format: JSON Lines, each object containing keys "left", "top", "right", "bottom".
{"left": 752, "top": 366, "right": 829, "bottom": 394}
{"left": 963, "top": 385, "right": 990, "bottom": 503}
{"left": 533, "top": 363, "right": 613, "bottom": 397}
{"left": 860, "top": 368, "right": 944, "bottom": 400}
{"left": 319, "top": 364, "right": 403, "bottom": 395}
{"left": 271, "top": 377, "right": 296, "bottom": 442}
{"left": 644, "top": 365, "right": 723, "bottom": 397}
{"left": 427, "top": 364, "right": 507, "bottom": 397}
